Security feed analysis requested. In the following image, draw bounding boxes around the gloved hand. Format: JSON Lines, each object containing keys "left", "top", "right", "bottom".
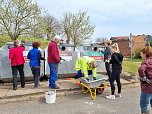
{"left": 86, "top": 77, "right": 90, "bottom": 82}
{"left": 105, "top": 59, "right": 110, "bottom": 63}
{"left": 60, "top": 57, "right": 66, "bottom": 61}
{"left": 93, "top": 77, "right": 96, "bottom": 80}
{"left": 140, "top": 76, "right": 151, "bottom": 84}
{"left": 60, "top": 60, "right": 64, "bottom": 64}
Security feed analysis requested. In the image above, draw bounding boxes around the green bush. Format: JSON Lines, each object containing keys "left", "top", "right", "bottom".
{"left": 134, "top": 48, "right": 141, "bottom": 59}
{"left": 150, "top": 40, "right": 152, "bottom": 47}
{"left": 0, "top": 35, "right": 12, "bottom": 47}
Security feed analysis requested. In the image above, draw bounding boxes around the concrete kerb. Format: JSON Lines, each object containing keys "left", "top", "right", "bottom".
{"left": 0, "top": 79, "right": 139, "bottom": 104}
{"left": 0, "top": 87, "right": 82, "bottom": 104}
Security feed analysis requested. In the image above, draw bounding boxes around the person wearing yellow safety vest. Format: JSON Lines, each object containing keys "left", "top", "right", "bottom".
{"left": 75, "top": 56, "right": 97, "bottom": 81}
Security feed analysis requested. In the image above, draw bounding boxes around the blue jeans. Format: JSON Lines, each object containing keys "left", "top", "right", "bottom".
{"left": 77, "top": 70, "right": 92, "bottom": 78}
{"left": 48, "top": 63, "right": 59, "bottom": 88}
{"left": 140, "top": 92, "right": 152, "bottom": 113}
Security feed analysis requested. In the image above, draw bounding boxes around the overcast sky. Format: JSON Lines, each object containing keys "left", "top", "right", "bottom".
{"left": 36, "top": 0, "right": 152, "bottom": 40}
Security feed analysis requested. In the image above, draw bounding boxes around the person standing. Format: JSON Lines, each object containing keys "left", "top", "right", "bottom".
{"left": 106, "top": 43, "right": 123, "bottom": 99}
{"left": 48, "top": 36, "right": 61, "bottom": 89}
{"left": 138, "top": 47, "right": 152, "bottom": 114}
{"left": 101, "top": 40, "right": 112, "bottom": 80}
{"left": 27, "top": 42, "right": 45, "bottom": 88}
{"left": 9, "top": 41, "right": 25, "bottom": 90}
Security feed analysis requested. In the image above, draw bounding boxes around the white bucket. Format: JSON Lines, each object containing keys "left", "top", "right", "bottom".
{"left": 45, "top": 90, "right": 56, "bottom": 104}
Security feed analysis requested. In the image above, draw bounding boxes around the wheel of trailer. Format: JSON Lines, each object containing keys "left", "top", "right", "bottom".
{"left": 96, "top": 84, "right": 104, "bottom": 94}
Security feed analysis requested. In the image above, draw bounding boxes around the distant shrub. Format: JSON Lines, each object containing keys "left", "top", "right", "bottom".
{"left": 0, "top": 35, "right": 49, "bottom": 49}
{"left": 134, "top": 48, "right": 141, "bottom": 59}
{"left": 150, "top": 41, "right": 152, "bottom": 47}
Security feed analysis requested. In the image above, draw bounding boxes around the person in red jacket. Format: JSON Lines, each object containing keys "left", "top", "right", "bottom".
{"left": 138, "top": 47, "right": 152, "bottom": 114}
{"left": 9, "top": 41, "right": 25, "bottom": 90}
{"left": 48, "top": 36, "right": 61, "bottom": 89}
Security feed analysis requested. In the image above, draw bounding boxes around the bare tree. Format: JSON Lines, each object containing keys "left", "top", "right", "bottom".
{"left": 61, "top": 11, "right": 95, "bottom": 49}
{"left": 0, "top": 0, "right": 42, "bottom": 40}
{"left": 95, "top": 37, "right": 107, "bottom": 44}
{"left": 42, "top": 14, "right": 61, "bottom": 40}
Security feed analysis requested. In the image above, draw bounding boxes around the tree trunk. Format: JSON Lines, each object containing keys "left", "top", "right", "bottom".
{"left": 74, "top": 44, "right": 77, "bottom": 51}
{"left": 66, "top": 39, "right": 70, "bottom": 44}
{"left": 11, "top": 35, "right": 18, "bottom": 41}
{"left": 47, "top": 34, "right": 50, "bottom": 41}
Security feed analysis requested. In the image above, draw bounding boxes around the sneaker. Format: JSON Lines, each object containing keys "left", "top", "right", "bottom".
{"left": 115, "top": 93, "right": 122, "bottom": 98}
{"left": 49, "top": 87, "right": 60, "bottom": 89}
{"left": 21, "top": 86, "right": 25, "bottom": 88}
{"left": 13, "top": 87, "right": 17, "bottom": 90}
{"left": 106, "top": 95, "right": 115, "bottom": 99}
{"left": 34, "top": 86, "right": 39, "bottom": 89}
{"left": 54, "top": 86, "right": 60, "bottom": 89}
{"left": 54, "top": 84, "right": 60, "bottom": 89}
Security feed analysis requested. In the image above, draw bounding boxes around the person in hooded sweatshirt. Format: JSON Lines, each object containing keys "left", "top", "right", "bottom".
{"left": 106, "top": 43, "right": 123, "bottom": 100}
{"left": 138, "top": 47, "right": 152, "bottom": 114}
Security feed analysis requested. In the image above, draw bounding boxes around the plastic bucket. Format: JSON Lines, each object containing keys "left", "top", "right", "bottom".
{"left": 45, "top": 90, "right": 56, "bottom": 104}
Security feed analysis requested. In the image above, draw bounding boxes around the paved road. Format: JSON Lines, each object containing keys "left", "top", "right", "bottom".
{"left": 0, "top": 84, "right": 145, "bottom": 114}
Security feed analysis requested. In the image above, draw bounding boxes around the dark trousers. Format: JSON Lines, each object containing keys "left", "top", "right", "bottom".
{"left": 77, "top": 70, "right": 92, "bottom": 78}
{"left": 110, "top": 70, "right": 121, "bottom": 95}
{"left": 31, "top": 66, "right": 40, "bottom": 87}
{"left": 11, "top": 64, "right": 25, "bottom": 88}
{"left": 105, "top": 62, "right": 112, "bottom": 79}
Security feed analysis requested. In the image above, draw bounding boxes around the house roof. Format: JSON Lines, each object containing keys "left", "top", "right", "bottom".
{"left": 110, "top": 36, "right": 129, "bottom": 41}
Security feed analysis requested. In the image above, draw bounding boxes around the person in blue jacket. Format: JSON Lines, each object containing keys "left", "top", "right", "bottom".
{"left": 27, "top": 42, "right": 45, "bottom": 88}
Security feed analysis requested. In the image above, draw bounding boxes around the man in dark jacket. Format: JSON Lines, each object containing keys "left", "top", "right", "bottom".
{"left": 101, "top": 40, "right": 112, "bottom": 80}
{"left": 48, "top": 36, "right": 61, "bottom": 89}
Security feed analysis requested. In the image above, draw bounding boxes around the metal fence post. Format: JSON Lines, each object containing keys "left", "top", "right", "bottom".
{"left": 130, "top": 33, "right": 133, "bottom": 61}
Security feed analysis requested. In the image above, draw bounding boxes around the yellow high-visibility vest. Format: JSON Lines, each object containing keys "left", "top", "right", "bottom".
{"left": 75, "top": 56, "right": 96, "bottom": 78}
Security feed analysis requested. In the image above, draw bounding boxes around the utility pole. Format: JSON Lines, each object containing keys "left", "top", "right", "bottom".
{"left": 129, "top": 33, "right": 133, "bottom": 61}
{"left": 148, "top": 40, "right": 150, "bottom": 47}
{"left": 147, "top": 35, "right": 151, "bottom": 47}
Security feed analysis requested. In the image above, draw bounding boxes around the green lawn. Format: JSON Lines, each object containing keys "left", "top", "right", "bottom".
{"left": 126, "top": 58, "right": 142, "bottom": 62}
{"left": 122, "top": 61, "right": 141, "bottom": 75}
{"left": 0, "top": 35, "right": 49, "bottom": 49}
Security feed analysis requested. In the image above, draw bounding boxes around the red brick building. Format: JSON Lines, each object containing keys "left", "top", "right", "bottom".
{"left": 110, "top": 34, "right": 147, "bottom": 57}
